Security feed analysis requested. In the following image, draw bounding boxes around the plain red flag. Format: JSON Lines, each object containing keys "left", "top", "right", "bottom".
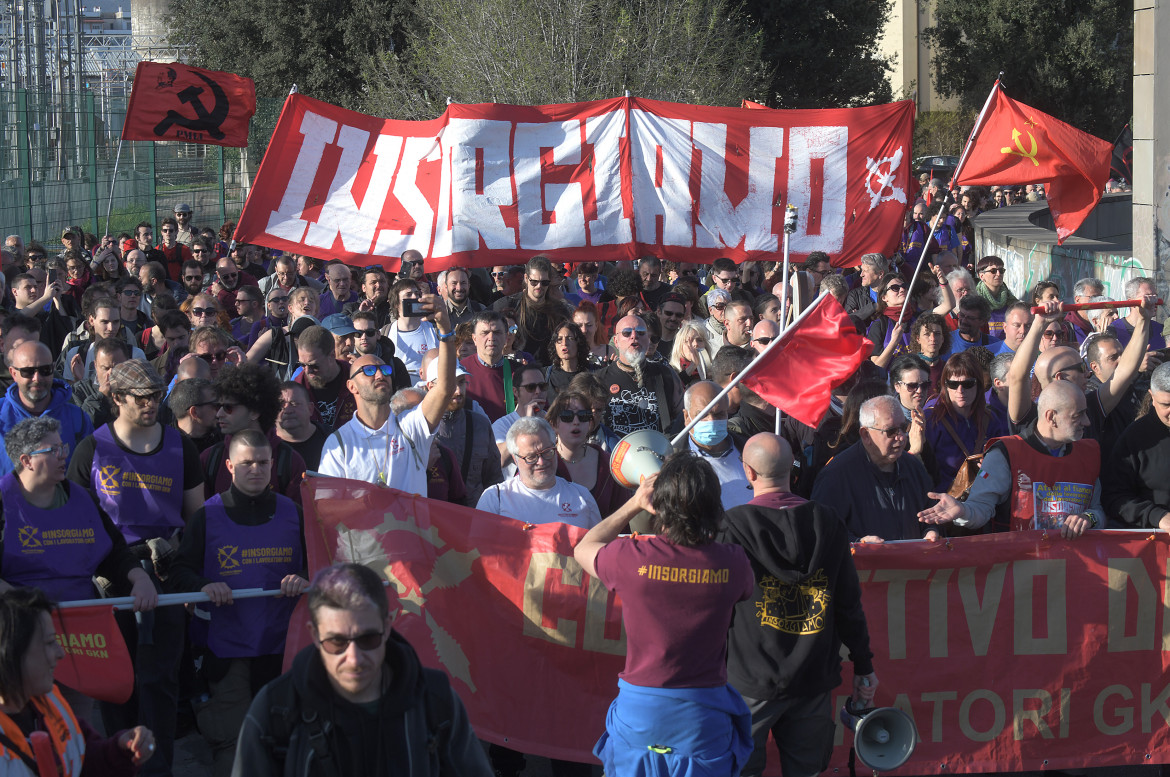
{"left": 952, "top": 88, "right": 1112, "bottom": 243}
{"left": 740, "top": 294, "right": 870, "bottom": 427}
{"left": 122, "top": 61, "right": 256, "bottom": 147}
{"left": 51, "top": 605, "right": 133, "bottom": 703}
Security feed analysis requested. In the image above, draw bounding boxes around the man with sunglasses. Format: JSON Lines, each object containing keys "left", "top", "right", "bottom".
{"left": 811, "top": 395, "right": 939, "bottom": 542}
{"left": 170, "top": 428, "right": 309, "bottom": 777}
{"left": 230, "top": 287, "right": 267, "bottom": 346}
{"left": 168, "top": 376, "right": 220, "bottom": 453}
{"left": 155, "top": 217, "right": 193, "bottom": 282}
{"left": 489, "top": 264, "right": 525, "bottom": 304}
{"left": 656, "top": 292, "right": 687, "bottom": 358}
{"left": 319, "top": 294, "right": 456, "bottom": 489}
{"left": 212, "top": 257, "right": 259, "bottom": 311}
{"left": 0, "top": 340, "right": 94, "bottom": 475}
{"left": 67, "top": 360, "right": 205, "bottom": 777}
{"left": 490, "top": 365, "right": 550, "bottom": 468}
{"left": 235, "top": 562, "right": 491, "bottom": 776}
{"left": 597, "top": 314, "right": 684, "bottom": 436}
{"left": 703, "top": 287, "right": 732, "bottom": 351}
{"left": 749, "top": 319, "right": 778, "bottom": 356}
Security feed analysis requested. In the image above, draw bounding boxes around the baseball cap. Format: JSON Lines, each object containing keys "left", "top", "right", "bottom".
{"left": 419, "top": 357, "right": 469, "bottom": 384}
{"left": 321, "top": 313, "right": 358, "bottom": 337}
{"left": 174, "top": 203, "right": 192, "bottom": 214}
{"left": 289, "top": 315, "right": 320, "bottom": 339}
{"left": 108, "top": 359, "right": 165, "bottom": 395}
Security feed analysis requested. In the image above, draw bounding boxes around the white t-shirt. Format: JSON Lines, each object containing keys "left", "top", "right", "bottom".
{"left": 386, "top": 320, "right": 439, "bottom": 383}
{"left": 688, "top": 437, "right": 753, "bottom": 510}
{"left": 492, "top": 411, "right": 521, "bottom": 446}
{"left": 476, "top": 475, "right": 602, "bottom": 530}
{"left": 318, "top": 406, "right": 434, "bottom": 494}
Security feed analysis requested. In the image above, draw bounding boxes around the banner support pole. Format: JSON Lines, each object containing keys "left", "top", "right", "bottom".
{"left": 775, "top": 205, "right": 798, "bottom": 434}
{"left": 671, "top": 292, "right": 829, "bottom": 447}
{"left": 102, "top": 136, "right": 124, "bottom": 239}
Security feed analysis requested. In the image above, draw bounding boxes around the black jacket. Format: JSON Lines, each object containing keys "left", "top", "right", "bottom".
{"left": 718, "top": 498, "right": 873, "bottom": 699}
{"left": 232, "top": 632, "right": 491, "bottom": 777}
{"left": 1103, "top": 411, "right": 1170, "bottom": 529}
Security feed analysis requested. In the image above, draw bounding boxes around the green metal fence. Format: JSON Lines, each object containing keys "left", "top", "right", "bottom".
{"left": 0, "top": 88, "right": 283, "bottom": 250}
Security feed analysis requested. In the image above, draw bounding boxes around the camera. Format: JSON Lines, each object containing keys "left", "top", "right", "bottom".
{"left": 401, "top": 298, "right": 427, "bottom": 318}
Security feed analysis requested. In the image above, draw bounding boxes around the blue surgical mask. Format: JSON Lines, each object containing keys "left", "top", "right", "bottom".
{"left": 692, "top": 419, "right": 728, "bottom": 447}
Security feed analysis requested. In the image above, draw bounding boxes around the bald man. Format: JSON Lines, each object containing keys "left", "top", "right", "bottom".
{"left": 0, "top": 340, "right": 94, "bottom": 474}
{"left": 920, "top": 381, "right": 1102, "bottom": 538}
{"left": 1006, "top": 297, "right": 1154, "bottom": 455}
{"left": 717, "top": 433, "right": 877, "bottom": 777}
{"left": 595, "top": 313, "right": 684, "bottom": 435}
{"left": 750, "top": 319, "right": 779, "bottom": 355}
{"left": 676, "top": 380, "right": 752, "bottom": 509}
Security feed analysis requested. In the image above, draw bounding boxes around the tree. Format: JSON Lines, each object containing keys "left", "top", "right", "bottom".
{"left": 168, "top": 0, "right": 409, "bottom": 109}
{"left": 361, "top": 0, "right": 769, "bottom": 120}
{"left": 740, "top": 0, "right": 894, "bottom": 109}
{"left": 922, "top": 0, "right": 1131, "bottom": 140}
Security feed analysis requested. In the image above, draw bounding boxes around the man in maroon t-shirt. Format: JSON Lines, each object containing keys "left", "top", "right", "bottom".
{"left": 461, "top": 310, "right": 513, "bottom": 422}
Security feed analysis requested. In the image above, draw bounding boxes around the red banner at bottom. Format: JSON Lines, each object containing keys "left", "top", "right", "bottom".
{"left": 52, "top": 605, "right": 133, "bottom": 704}
{"left": 298, "top": 478, "right": 1170, "bottom": 772}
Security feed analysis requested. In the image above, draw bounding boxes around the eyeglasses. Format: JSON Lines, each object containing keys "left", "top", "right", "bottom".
{"left": 121, "top": 288, "right": 142, "bottom": 297}
{"left": 618, "top": 328, "right": 647, "bottom": 338}
{"left": 490, "top": 271, "right": 508, "bottom": 277}
{"left": 518, "top": 381, "right": 548, "bottom": 393}
{"left": 527, "top": 278, "right": 550, "bottom": 287}
{"left": 192, "top": 307, "right": 218, "bottom": 317}
{"left": 354, "top": 327, "right": 378, "bottom": 337}
{"left": 946, "top": 379, "right": 977, "bottom": 390}
{"left": 897, "top": 380, "right": 931, "bottom": 392}
{"left": 516, "top": 446, "right": 556, "bottom": 465}
{"left": 126, "top": 391, "right": 164, "bottom": 406}
{"left": 236, "top": 297, "right": 259, "bottom": 305}
{"left": 215, "top": 402, "right": 241, "bottom": 412}
{"left": 868, "top": 424, "right": 909, "bottom": 439}
{"left": 316, "top": 630, "right": 384, "bottom": 655}
{"left": 558, "top": 410, "right": 594, "bottom": 423}
{"left": 885, "top": 284, "right": 907, "bottom": 294}
{"left": 200, "top": 351, "right": 229, "bottom": 363}
{"left": 350, "top": 364, "right": 393, "bottom": 379}
{"left": 711, "top": 303, "right": 727, "bottom": 311}
{"left": 981, "top": 267, "right": 1005, "bottom": 275}
{"left": 754, "top": 337, "right": 773, "bottom": 346}
{"left": 13, "top": 365, "right": 53, "bottom": 378}
{"left": 28, "top": 442, "right": 69, "bottom": 458}
{"left": 183, "top": 274, "right": 203, "bottom": 282}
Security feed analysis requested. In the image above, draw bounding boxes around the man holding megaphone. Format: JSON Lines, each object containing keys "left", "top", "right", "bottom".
{"left": 718, "top": 433, "right": 879, "bottom": 777}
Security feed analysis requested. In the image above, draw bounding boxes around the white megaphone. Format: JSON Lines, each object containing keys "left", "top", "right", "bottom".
{"left": 839, "top": 698, "right": 917, "bottom": 772}
{"left": 609, "top": 429, "right": 674, "bottom": 534}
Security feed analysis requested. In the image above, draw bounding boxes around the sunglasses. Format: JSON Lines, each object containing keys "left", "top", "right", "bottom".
{"left": 13, "top": 365, "right": 52, "bottom": 378}
{"left": 317, "top": 630, "right": 384, "bottom": 655}
{"left": 715, "top": 275, "right": 740, "bottom": 285}
{"left": 269, "top": 296, "right": 290, "bottom": 304}
{"left": 126, "top": 391, "right": 164, "bottom": 406}
{"left": 192, "top": 248, "right": 208, "bottom": 254}
{"left": 218, "top": 272, "right": 238, "bottom": 279}
{"left": 528, "top": 278, "right": 550, "bottom": 287}
{"left": 618, "top": 328, "right": 647, "bottom": 338}
{"left": 192, "top": 307, "right": 218, "bottom": 317}
{"left": 660, "top": 310, "right": 684, "bottom": 318}
{"left": 981, "top": 267, "right": 1005, "bottom": 275}
{"left": 885, "top": 284, "right": 907, "bottom": 294}
{"left": 350, "top": 364, "right": 394, "bottom": 379}
{"left": 183, "top": 274, "right": 203, "bottom": 282}
{"left": 354, "top": 327, "right": 378, "bottom": 337}
{"left": 754, "top": 337, "right": 773, "bottom": 346}
{"left": 869, "top": 424, "right": 909, "bottom": 439}
{"left": 215, "top": 401, "right": 241, "bottom": 412}
{"left": 490, "top": 271, "right": 509, "bottom": 277}
{"left": 558, "top": 410, "right": 594, "bottom": 423}
{"left": 236, "top": 297, "right": 259, "bottom": 305}
{"left": 711, "top": 303, "right": 727, "bottom": 311}
{"left": 201, "top": 351, "right": 229, "bottom": 363}
{"left": 898, "top": 380, "right": 931, "bottom": 392}
{"left": 518, "top": 382, "right": 548, "bottom": 392}
{"left": 946, "top": 379, "right": 977, "bottom": 390}
{"left": 121, "top": 288, "right": 142, "bottom": 296}
{"left": 160, "top": 228, "right": 175, "bottom": 233}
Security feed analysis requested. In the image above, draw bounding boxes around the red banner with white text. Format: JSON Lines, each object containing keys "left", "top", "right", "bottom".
{"left": 51, "top": 605, "right": 133, "bottom": 703}
{"left": 237, "top": 95, "right": 915, "bottom": 272}
{"left": 296, "top": 478, "right": 1170, "bottom": 772}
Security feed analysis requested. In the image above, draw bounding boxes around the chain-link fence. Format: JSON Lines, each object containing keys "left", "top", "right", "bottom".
{"left": 0, "top": 87, "right": 283, "bottom": 251}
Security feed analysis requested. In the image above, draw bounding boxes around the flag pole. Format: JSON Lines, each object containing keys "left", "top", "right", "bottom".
{"left": 59, "top": 587, "right": 276, "bottom": 611}
{"left": 671, "top": 291, "right": 830, "bottom": 447}
{"left": 894, "top": 76, "right": 1002, "bottom": 332}
{"left": 776, "top": 205, "right": 798, "bottom": 434}
{"left": 102, "top": 136, "right": 124, "bottom": 239}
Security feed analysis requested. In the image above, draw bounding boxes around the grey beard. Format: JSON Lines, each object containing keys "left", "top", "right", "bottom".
{"left": 623, "top": 347, "right": 646, "bottom": 387}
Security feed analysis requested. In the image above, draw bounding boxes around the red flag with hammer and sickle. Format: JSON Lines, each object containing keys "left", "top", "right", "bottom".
{"left": 953, "top": 87, "right": 1112, "bottom": 243}
{"left": 122, "top": 61, "right": 256, "bottom": 148}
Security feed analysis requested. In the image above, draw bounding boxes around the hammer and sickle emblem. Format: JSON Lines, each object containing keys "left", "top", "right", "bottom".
{"left": 153, "top": 71, "right": 230, "bottom": 140}
{"left": 1000, "top": 128, "right": 1040, "bottom": 167}
{"left": 217, "top": 545, "right": 240, "bottom": 571}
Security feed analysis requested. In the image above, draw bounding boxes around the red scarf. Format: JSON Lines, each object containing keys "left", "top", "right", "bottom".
{"left": 883, "top": 306, "right": 905, "bottom": 322}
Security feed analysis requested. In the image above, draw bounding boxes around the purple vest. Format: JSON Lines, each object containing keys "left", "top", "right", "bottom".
{"left": 90, "top": 425, "right": 185, "bottom": 543}
{"left": 0, "top": 474, "right": 112, "bottom": 601}
{"left": 202, "top": 493, "right": 302, "bottom": 658}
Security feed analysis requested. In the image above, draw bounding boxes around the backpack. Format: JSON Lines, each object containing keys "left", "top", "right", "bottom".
{"left": 262, "top": 667, "right": 456, "bottom": 777}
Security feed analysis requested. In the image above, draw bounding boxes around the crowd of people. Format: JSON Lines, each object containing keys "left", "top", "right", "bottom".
{"left": 0, "top": 179, "right": 1166, "bottom": 777}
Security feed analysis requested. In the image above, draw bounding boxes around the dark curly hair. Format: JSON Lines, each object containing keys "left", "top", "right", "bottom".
{"left": 608, "top": 268, "right": 644, "bottom": 299}
{"left": 213, "top": 363, "right": 282, "bottom": 430}
{"left": 650, "top": 452, "right": 722, "bottom": 546}
{"left": 547, "top": 320, "right": 590, "bottom": 370}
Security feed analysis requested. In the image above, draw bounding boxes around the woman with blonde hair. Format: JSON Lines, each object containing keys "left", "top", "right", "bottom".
{"left": 670, "top": 319, "right": 712, "bottom": 388}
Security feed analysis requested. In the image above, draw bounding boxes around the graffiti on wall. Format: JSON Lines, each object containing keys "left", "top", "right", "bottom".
{"left": 976, "top": 236, "right": 1150, "bottom": 302}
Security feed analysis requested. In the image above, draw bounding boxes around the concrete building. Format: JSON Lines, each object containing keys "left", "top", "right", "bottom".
{"left": 877, "top": 0, "right": 958, "bottom": 113}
